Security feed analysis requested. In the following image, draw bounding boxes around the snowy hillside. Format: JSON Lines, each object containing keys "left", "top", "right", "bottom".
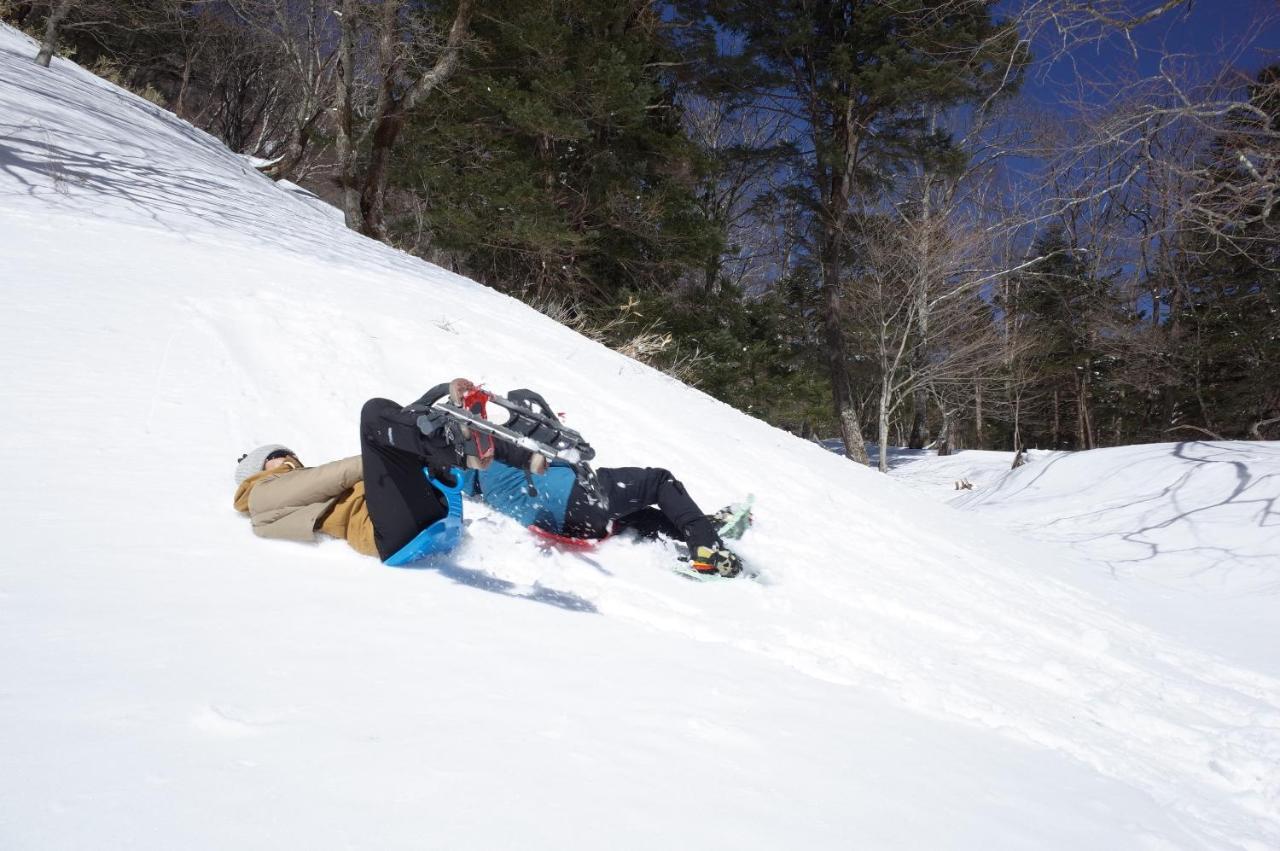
{"left": 885, "top": 443, "right": 1280, "bottom": 675}
{"left": 2, "top": 24, "right": 1279, "bottom": 850}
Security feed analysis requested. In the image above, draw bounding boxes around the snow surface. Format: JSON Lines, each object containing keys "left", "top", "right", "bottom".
{"left": 887, "top": 444, "right": 1280, "bottom": 676}
{"left": 2, "top": 24, "right": 1279, "bottom": 849}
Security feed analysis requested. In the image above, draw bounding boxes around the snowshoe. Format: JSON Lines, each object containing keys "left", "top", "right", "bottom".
{"left": 710, "top": 495, "right": 754, "bottom": 541}
{"left": 689, "top": 544, "right": 742, "bottom": 577}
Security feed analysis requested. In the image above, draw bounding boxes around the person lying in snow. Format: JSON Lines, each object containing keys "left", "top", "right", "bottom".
{"left": 233, "top": 379, "right": 741, "bottom": 576}
{"left": 232, "top": 380, "right": 499, "bottom": 561}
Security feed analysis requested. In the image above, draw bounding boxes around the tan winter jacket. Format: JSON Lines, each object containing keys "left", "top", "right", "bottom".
{"left": 233, "top": 456, "right": 378, "bottom": 557}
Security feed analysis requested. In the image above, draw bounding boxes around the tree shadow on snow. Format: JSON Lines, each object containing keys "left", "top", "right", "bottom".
{"left": 1003, "top": 442, "right": 1279, "bottom": 586}
{"left": 961, "top": 451, "right": 1073, "bottom": 504}
{"left": 1105, "top": 443, "right": 1278, "bottom": 581}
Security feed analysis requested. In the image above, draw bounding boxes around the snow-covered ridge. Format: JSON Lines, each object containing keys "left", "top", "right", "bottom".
{"left": 952, "top": 442, "right": 1279, "bottom": 580}
{"left": 943, "top": 442, "right": 1280, "bottom": 674}
{"left": 2, "top": 23, "right": 1279, "bottom": 849}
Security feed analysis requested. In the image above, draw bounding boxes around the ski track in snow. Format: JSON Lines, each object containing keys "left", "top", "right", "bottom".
{"left": 2, "top": 23, "right": 1280, "bottom": 849}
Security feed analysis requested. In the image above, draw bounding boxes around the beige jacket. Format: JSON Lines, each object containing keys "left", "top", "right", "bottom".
{"left": 233, "top": 456, "right": 378, "bottom": 557}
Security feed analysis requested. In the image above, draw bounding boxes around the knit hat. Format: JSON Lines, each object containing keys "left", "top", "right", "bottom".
{"left": 234, "top": 444, "right": 295, "bottom": 485}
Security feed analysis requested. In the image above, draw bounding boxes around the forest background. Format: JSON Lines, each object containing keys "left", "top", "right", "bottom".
{"left": 7, "top": 0, "right": 1278, "bottom": 470}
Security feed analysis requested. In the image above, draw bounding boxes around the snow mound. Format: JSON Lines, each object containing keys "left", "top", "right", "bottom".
{"left": 953, "top": 441, "right": 1280, "bottom": 584}
{"left": 884, "top": 446, "right": 1051, "bottom": 494}
{"left": 3, "top": 23, "right": 1280, "bottom": 849}
{"left": 949, "top": 441, "right": 1280, "bottom": 672}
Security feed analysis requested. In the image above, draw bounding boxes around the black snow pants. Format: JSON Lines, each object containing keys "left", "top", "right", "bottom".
{"left": 359, "top": 398, "right": 458, "bottom": 561}
{"left": 560, "top": 467, "right": 718, "bottom": 551}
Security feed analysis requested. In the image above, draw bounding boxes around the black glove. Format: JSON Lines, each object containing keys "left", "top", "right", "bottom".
{"left": 415, "top": 412, "right": 467, "bottom": 468}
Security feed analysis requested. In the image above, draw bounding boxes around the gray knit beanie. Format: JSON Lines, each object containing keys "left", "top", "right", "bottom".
{"left": 234, "top": 444, "right": 295, "bottom": 485}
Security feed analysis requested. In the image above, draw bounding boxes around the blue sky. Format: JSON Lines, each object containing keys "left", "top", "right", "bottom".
{"left": 1016, "top": 0, "right": 1280, "bottom": 105}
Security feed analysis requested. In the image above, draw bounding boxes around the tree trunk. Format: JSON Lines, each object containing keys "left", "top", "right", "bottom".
{"left": 908, "top": 160, "right": 935, "bottom": 450}
{"left": 1077, "top": 363, "right": 1094, "bottom": 450}
{"left": 334, "top": 0, "right": 362, "bottom": 230}
{"left": 359, "top": 110, "right": 403, "bottom": 240}
{"left": 258, "top": 104, "right": 317, "bottom": 181}
{"left": 175, "top": 56, "right": 193, "bottom": 119}
{"left": 1012, "top": 390, "right": 1022, "bottom": 451}
{"left": 808, "top": 64, "right": 870, "bottom": 467}
{"left": 878, "top": 382, "right": 892, "bottom": 472}
{"left": 1076, "top": 376, "right": 1086, "bottom": 450}
{"left": 35, "top": 0, "right": 75, "bottom": 68}
{"left": 937, "top": 409, "right": 953, "bottom": 456}
{"left": 839, "top": 402, "right": 869, "bottom": 465}
{"left": 907, "top": 403, "right": 927, "bottom": 449}
{"left": 974, "top": 378, "right": 985, "bottom": 449}
{"left": 821, "top": 244, "right": 869, "bottom": 465}
{"left": 703, "top": 256, "right": 720, "bottom": 295}
{"left": 1052, "top": 388, "right": 1062, "bottom": 448}
{"left": 359, "top": 0, "right": 473, "bottom": 241}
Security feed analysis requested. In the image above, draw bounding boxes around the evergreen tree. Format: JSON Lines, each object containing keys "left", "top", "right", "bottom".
{"left": 621, "top": 275, "right": 833, "bottom": 434}
{"left": 677, "top": 0, "right": 1026, "bottom": 461}
{"left": 1005, "top": 225, "right": 1126, "bottom": 449}
{"left": 395, "top": 0, "right": 720, "bottom": 303}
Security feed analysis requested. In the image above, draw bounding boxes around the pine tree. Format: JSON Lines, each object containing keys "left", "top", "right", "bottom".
{"left": 677, "top": 0, "right": 1026, "bottom": 461}
{"left": 395, "top": 0, "right": 720, "bottom": 303}
{"left": 1004, "top": 225, "right": 1127, "bottom": 449}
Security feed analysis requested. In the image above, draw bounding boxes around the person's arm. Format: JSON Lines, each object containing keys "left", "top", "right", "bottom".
{"left": 447, "top": 377, "right": 545, "bottom": 473}
{"left": 249, "top": 456, "right": 363, "bottom": 513}
{"left": 493, "top": 439, "right": 540, "bottom": 472}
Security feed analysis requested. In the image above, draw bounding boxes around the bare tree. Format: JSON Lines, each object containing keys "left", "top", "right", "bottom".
{"left": 681, "top": 94, "right": 794, "bottom": 295}
{"left": 33, "top": 0, "right": 78, "bottom": 66}
{"left": 333, "top": 0, "right": 362, "bottom": 229}
{"left": 141, "top": 0, "right": 220, "bottom": 120}
{"left": 964, "top": 0, "right": 1280, "bottom": 445}
{"left": 333, "top": 0, "right": 473, "bottom": 240}
{"left": 1008, "top": 0, "right": 1277, "bottom": 253}
{"left": 852, "top": 200, "right": 1045, "bottom": 470}
{"left": 1007, "top": 0, "right": 1192, "bottom": 63}
{"left": 226, "top": 0, "right": 340, "bottom": 180}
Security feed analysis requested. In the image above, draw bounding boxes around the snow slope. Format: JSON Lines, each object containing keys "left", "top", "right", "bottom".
{"left": 2, "top": 25, "right": 1279, "bottom": 849}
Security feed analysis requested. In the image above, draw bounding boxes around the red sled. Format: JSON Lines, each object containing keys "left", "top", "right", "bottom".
{"left": 528, "top": 525, "right": 608, "bottom": 550}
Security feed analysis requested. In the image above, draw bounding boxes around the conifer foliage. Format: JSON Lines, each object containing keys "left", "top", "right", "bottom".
{"left": 398, "top": 0, "right": 719, "bottom": 303}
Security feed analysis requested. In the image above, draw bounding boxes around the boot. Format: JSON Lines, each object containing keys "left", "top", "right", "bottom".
{"left": 690, "top": 544, "right": 742, "bottom": 577}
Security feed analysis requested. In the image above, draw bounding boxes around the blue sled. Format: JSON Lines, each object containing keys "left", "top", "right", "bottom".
{"left": 383, "top": 469, "right": 467, "bottom": 567}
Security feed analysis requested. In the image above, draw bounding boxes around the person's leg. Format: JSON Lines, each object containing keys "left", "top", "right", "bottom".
{"left": 610, "top": 507, "right": 680, "bottom": 540}
{"left": 359, "top": 398, "right": 457, "bottom": 560}
{"left": 586, "top": 467, "right": 718, "bottom": 549}
{"left": 559, "top": 477, "right": 613, "bottom": 538}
